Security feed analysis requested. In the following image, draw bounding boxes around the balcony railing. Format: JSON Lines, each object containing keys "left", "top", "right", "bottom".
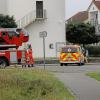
{"left": 16, "top": 9, "right": 47, "bottom": 28}
{"left": 16, "top": 10, "right": 36, "bottom": 28}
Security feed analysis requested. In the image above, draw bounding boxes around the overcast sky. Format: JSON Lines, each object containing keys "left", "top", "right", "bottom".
{"left": 65, "top": 0, "right": 92, "bottom": 19}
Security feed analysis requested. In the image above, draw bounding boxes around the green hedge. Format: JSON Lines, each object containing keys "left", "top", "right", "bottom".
{"left": 85, "top": 46, "right": 100, "bottom": 57}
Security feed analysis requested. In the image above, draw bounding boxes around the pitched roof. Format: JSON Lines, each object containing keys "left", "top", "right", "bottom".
{"left": 66, "top": 11, "right": 88, "bottom": 23}
{"left": 94, "top": 1, "right": 100, "bottom": 10}
{"left": 88, "top": 0, "right": 100, "bottom": 10}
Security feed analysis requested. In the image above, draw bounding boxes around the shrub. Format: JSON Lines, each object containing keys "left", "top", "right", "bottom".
{"left": 0, "top": 14, "right": 17, "bottom": 28}
{"left": 85, "top": 45, "right": 100, "bottom": 57}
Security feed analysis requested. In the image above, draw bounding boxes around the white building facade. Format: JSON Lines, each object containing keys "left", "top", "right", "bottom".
{"left": 88, "top": 1, "right": 100, "bottom": 25}
{"left": 0, "top": 0, "right": 66, "bottom": 58}
{"left": 88, "top": 0, "right": 100, "bottom": 36}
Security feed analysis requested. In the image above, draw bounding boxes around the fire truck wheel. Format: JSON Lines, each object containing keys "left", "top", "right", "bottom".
{"left": 0, "top": 59, "right": 7, "bottom": 68}
{"left": 65, "top": 63, "right": 68, "bottom": 66}
{"left": 60, "top": 63, "right": 63, "bottom": 66}
{"left": 78, "top": 63, "right": 82, "bottom": 66}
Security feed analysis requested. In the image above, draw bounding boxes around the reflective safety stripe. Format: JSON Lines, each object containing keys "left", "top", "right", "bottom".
{"left": 60, "top": 53, "right": 79, "bottom": 61}
{"left": 60, "top": 53, "right": 67, "bottom": 60}
{"left": 71, "top": 53, "right": 79, "bottom": 60}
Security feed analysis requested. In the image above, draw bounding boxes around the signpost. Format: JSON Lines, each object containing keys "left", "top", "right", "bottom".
{"left": 39, "top": 31, "right": 47, "bottom": 70}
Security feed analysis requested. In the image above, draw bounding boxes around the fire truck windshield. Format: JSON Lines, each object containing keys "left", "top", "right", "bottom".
{"left": 61, "top": 48, "right": 78, "bottom": 53}
{"left": 8, "top": 31, "right": 17, "bottom": 36}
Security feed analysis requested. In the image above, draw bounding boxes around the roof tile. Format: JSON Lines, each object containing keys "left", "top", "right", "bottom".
{"left": 94, "top": 1, "right": 100, "bottom": 10}
{"left": 67, "top": 11, "right": 88, "bottom": 23}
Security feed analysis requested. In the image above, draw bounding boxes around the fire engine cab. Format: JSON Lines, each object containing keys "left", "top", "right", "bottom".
{"left": 0, "top": 28, "right": 34, "bottom": 68}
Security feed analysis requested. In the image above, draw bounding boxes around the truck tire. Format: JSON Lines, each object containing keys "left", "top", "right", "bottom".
{"left": 78, "top": 62, "right": 82, "bottom": 66}
{"left": 0, "top": 58, "right": 7, "bottom": 68}
{"left": 65, "top": 63, "right": 68, "bottom": 66}
{"left": 60, "top": 63, "right": 63, "bottom": 66}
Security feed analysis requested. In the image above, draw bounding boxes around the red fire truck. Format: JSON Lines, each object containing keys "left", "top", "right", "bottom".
{"left": 0, "top": 28, "right": 34, "bottom": 68}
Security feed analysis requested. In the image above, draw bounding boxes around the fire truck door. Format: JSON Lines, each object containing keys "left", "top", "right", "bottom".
{"left": 10, "top": 52, "right": 18, "bottom": 63}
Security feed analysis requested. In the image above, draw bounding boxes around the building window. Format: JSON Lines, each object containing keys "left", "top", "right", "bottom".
{"left": 90, "top": 11, "right": 98, "bottom": 25}
{"left": 36, "top": 1, "right": 43, "bottom": 18}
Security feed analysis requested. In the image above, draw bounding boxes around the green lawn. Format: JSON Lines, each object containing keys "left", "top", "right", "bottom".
{"left": 0, "top": 68, "right": 75, "bottom": 100}
{"left": 86, "top": 72, "right": 100, "bottom": 81}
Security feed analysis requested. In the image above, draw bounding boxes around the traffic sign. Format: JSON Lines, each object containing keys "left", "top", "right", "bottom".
{"left": 39, "top": 31, "right": 47, "bottom": 38}
{"left": 39, "top": 31, "right": 47, "bottom": 70}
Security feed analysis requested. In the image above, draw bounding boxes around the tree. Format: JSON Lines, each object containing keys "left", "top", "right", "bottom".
{"left": 66, "top": 23, "right": 99, "bottom": 45}
{"left": 0, "top": 14, "right": 17, "bottom": 28}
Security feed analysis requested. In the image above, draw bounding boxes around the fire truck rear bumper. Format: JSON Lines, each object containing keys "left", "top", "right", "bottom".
{"left": 60, "top": 61, "right": 80, "bottom": 64}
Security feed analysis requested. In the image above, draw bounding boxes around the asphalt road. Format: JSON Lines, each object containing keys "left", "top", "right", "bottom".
{"left": 36, "top": 63, "right": 100, "bottom": 73}
{"left": 36, "top": 63, "right": 100, "bottom": 100}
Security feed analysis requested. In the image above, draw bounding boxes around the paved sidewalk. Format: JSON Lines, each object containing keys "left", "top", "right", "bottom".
{"left": 56, "top": 73, "right": 100, "bottom": 100}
